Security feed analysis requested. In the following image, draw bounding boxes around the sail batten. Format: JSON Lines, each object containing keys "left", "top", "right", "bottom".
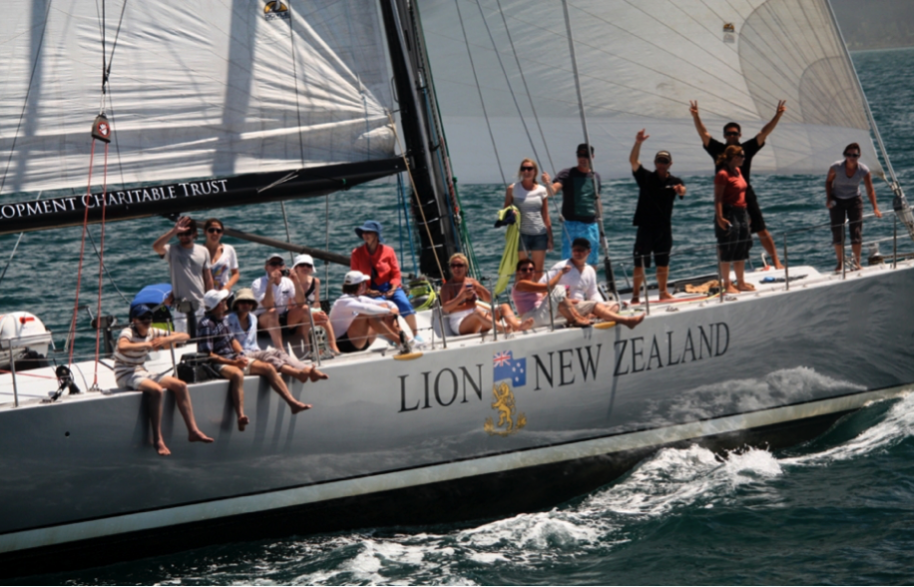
{"left": 417, "top": 0, "right": 887, "bottom": 182}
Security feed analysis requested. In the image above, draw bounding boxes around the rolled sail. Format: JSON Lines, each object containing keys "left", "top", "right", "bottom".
{"left": 0, "top": 0, "right": 399, "bottom": 231}
{"left": 417, "top": 0, "right": 884, "bottom": 182}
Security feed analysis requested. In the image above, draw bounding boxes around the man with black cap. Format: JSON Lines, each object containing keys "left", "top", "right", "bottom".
{"left": 115, "top": 303, "right": 214, "bottom": 455}
{"left": 552, "top": 144, "right": 603, "bottom": 267}
{"left": 629, "top": 129, "right": 686, "bottom": 304}
{"left": 689, "top": 100, "right": 787, "bottom": 268}
{"left": 251, "top": 253, "right": 305, "bottom": 351}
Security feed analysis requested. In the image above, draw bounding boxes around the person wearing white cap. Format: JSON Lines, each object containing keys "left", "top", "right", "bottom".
{"left": 251, "top": 253, "right": 304, "bottom": 351}
{"left": 198, "top": 289, "right": 312, "bottom": 432}
{"left": 328, "top": 270, "right": 404, "bottom": 353}
{"left": 290, "top": 253, "right": 340, "bottom": 355}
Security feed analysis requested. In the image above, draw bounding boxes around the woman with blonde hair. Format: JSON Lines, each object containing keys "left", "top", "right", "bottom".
{"left": 503, "top": 158, "right": 554, "bottom": 273}
{"left": 440, "top": 253, "right": 532, "bottom": 335}
{"left": 714, "top": 145, "right": 753, "bottom": 293}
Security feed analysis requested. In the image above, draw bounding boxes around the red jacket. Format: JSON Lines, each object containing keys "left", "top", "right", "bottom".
{"left": 351, "top": 243, "right": 401, "bottom": 288}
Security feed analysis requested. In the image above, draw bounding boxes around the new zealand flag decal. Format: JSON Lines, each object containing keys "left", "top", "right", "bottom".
{"left": 493, "top": 350, "right": 526, "bottom": 388}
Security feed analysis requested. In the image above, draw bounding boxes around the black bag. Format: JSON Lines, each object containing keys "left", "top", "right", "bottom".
{"left": 176, "top": 352, "right": 220, "bottom": 384}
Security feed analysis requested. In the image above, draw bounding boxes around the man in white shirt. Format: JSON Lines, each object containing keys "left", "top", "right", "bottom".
{"left": 329, "top": 271, "right": 403, "bottom": 353}
{"left": 546, "top": 238, "right": 644, "bottom": 329}
{"left": 251, "top": 253, "right": 305, "bottom": 350}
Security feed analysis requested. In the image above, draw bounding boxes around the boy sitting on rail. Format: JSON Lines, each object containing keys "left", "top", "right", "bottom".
{"left": 197, "top": 289, "right": 311, "bottom": 432}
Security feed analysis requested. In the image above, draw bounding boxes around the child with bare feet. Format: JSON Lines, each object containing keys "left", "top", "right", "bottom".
{"left": 512, "top": 259, "right": 593, "bottom": 328}
{"left": 548, "top": 239, "right": 645, "bottom": 329}
{"left": 115, "top": 303, "right": 214, "bottom": 455}
{"left": 227, "top": 288, "right": 329, "bottom": 383}
{"left": 198, "top": 290, "right": 312, "bottom": 432}
{"left": 440, "top": 253, "right": 534, "bottom": 335}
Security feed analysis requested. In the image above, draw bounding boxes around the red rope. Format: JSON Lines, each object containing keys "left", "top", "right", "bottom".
{"left": 67, "top": 139, "right": 97, "bottom": 367}
{"left": 92, "top": 142, "right": 110, "bottom": 386}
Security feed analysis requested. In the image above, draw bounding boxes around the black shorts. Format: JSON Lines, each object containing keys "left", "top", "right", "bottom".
{"left": 633, "top": 226, "right": 672, "bottom": 268}
{"left": 715, "top": 206, "right": 752, "bottom": 262}
{"left": 829, "top": 196, "right": 864, "bottom": 245}
{"left": 337, "top": 332, "right": 366, "bottom": 353}
{"left": 745, "top": 185, "right": 766, "bottom": 233}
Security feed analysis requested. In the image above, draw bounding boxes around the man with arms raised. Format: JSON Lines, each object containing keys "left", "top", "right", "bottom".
{"left": 152, "top": 216, "right": 213, "bottom": 332}
{"left": 547, "top": 238, "right": 644, "bottom": 329}
{"left": 198, "top": 289, "right": 311, "bottom": 432}
{"left": 690, "top": 100, "right": 787, "bottom": 268}
{"left": 329, "top": 271, "right": 405, "bottom": 353}
{"left": 115, "top": 303, "right": 214, "bottom": 455}
{"left": 251, "top": 253, "right": 305, "bottom": 351}
{"left": 628, "top": 129, "right": 687, "bottom": 304}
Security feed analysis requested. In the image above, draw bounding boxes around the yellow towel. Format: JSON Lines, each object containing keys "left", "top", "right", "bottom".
{"left": 495, "top": 206, "right": 520, "bottom": 295}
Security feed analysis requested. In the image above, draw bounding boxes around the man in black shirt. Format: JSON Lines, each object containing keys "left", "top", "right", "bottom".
{"left": 629, "top": 129, "right": 686, "bottom": 304}
{"left": 690, "top": 100, "right": 787, "bottom": 268}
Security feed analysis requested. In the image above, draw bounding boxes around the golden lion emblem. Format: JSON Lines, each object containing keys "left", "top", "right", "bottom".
{"left": 484, "top": 382, "right": 527, "bottom": 436}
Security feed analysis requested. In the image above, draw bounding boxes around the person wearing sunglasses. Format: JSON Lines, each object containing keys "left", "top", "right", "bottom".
{"left": 512, "top": 259, "right": 592, "bottom": 328}
{"left": 203, "top": 218, "right": 239, "bottom": 291}
{"left": 251, "top": 254, "right": 305, "bottom": 351}
{"left": 714, "top": 145, "right": 753, "bottom": 294}
{"left": 825, "top": 142, "right": 882, "bottom": 272}
{"left": 291, "top": 254, "right": 341, "bottom": 356}
{"left": 690, "top": 99, "right": 787, "bottom": 269}
{"left": 114, "top": 303, "right": 214, "bottom": 455}
{"left": 440, "top": 253, "right": 533, "bottom": 335}
{"left": 628, "top": 129, "right": 686, "bottom": 304}
{"left": 552, "top": 144, "right": 602, "bottom": 267}
{"left": 152, "top": 216, "right": 214, "bottom": 332}
{"left": 503, "top": 159, "right": 554, "bottom": 273}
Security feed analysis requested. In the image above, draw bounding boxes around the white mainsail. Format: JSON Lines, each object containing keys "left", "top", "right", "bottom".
{"left": 417, "top": 0, "right": 884, "bottom": 182}
{"left": 0, "top": 0, "right": 396, "bottom": 198}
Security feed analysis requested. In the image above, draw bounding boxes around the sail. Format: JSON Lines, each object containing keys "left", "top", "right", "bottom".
{"left": 0, "top": 0, "right": 397, "bottom": 199}
{"left": 416, "top": 0, "right": 884, "bottom": 182}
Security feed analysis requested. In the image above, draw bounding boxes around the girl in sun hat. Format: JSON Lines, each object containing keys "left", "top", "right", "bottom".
{"left": 290, "top": 254, "right": 341, "bottom": 355}
{"left": 350, "top": 220, "right": 418, "bottom": 335}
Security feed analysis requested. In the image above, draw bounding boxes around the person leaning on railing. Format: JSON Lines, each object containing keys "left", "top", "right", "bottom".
{"left": 825, "top": 142, "right": 882, "bottom": 272}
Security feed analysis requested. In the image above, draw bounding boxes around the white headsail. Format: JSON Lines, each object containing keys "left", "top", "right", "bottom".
{"left": 0, "top": 0, "right": 396, "bottom": 198}
{"left": 417, "top": 0, "right": 885, "bottom": 182}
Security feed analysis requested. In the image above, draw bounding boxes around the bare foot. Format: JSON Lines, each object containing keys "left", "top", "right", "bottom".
{"left": 835, "top": 264, "right": 842, "bottom": 273}
{"left": 238, "top": 415, "right": 250, "bottom": 431}
{"left": 659, "top": 291, "right": 675, "bottom": 301}
{"left": 726, "top": 284, "right": 740, "bottom": 294}
{"left": 290, "top": 401, "right": 313, "bottom": 414}
{"left": 294, "top": 371, "right": 310, "bottom": 384}
{"left": 737, "top": 283, "right": 755, "bottom": 292}
{"left": 155, "top": 440, "right": 171, "bottom": 456}
{"left": 518, "top": 318, "right": 535, "bottom": 331}
{"left": 774, "top": 262, "right": 785, "bottom": 270}
{"left": 309, "top": 368, "right": 329, "bottom": 382}
{"left": 621, "top": 313, "right": 646, "bottom": 329}
{"left": 629, "top": 297, "right": 640, "bottom": 305}
{"left": 188, "top": 430, "right": 214, "bottom": 444}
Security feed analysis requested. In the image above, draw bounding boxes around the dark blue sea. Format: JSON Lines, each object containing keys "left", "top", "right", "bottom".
{"left": 11, "top": 48, "right": 914, "bottom": 585}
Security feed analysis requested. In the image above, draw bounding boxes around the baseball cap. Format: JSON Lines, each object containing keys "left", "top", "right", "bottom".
{"left": 265, "top": 253, "right": 285, "bottom": 264}
{"left": 343, "top": 270, "right": 370, "bottom": 286}
{"left": 203, "top": 289, "right": 230, "bottom": 311}
{"left": 655, "top": 150, "right": 672, "bottom": 162}
{"left": 129, "top": 303, "right": 156, "bottom": 320}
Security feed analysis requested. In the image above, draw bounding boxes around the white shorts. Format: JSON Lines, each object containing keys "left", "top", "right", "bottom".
{"left": 447, "top": 308, "right": 477, "bottom": 334}
{"left": 572, "top": 300, "right": 599, "bottom": 316}
{"left": 522, "top": 287, "right": 566, "bottom": 327}
{"left": 116, "top": 368, "right": 166, "bottom": 391}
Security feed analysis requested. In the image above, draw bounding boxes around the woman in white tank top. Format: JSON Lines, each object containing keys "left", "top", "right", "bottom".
{"left": 503, "top": 158, "right": 555, "bottom": 273}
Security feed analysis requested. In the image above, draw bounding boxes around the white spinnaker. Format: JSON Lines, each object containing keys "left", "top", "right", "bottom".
{"left": 0, "top": 0, "right": 395, "bottom": 197}
{"left": 418, "top": 0, "right": 883, "bottom": 182}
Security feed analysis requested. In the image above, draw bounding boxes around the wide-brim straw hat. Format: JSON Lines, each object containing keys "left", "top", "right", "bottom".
{"left": 231, "top": 287, "right": 258, "bottom": 311}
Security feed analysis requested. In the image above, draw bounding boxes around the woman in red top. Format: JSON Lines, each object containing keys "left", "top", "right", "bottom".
{"left": 714, "top": 145, "right": 754, "bottom": 294}
{"left": 351, "top": 220, "right": 418, "bottom": 335}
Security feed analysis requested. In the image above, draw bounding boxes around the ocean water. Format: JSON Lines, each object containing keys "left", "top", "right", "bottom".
{"left": 10, "top": 47, "right": 914, "bottom": 585}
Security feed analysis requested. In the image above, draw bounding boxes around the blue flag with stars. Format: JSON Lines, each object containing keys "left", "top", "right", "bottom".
{"left": 493, "top": 350, "right": 526, "bottom": 387}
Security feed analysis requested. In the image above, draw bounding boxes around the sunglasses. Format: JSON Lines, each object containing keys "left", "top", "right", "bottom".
{"left": 845, "top": 153, "right": 860, "bottom": 158}
{"left": 725, "top": 131, "right": 740, "bottom": 137}
{"left": 207, "top": 227, "right": 223, "bottom": 234}
{"left": 236, "top": 300, "right": 254, "bottom": 305}
{"left": 576, "top": 153, "right": 590, "bottom": 158}
{"left": 450, "top": 263, "right": 466, "bottom": 268}
{"left": 572, "top": 248, "right": 589, "bottom": 254}
{"left": 655, "top": 158, "right": 671, "bottom": 164}
{"left": 518, "top": 267, "right": 535, "bottom": 273}
{"left": 296, "top": 263, "right": 313, "bottom": 269}
{"left": 520, "top": 166, "right": 535, "bottom": 171}
{"left": 138, "top": 315, "right": 153, "bottom": 322}
{"left": 268, "top": 260, "right": 285, "bottom": 267}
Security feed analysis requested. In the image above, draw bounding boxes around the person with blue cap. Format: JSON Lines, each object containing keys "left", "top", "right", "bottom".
{"left": 114, "top": 303, "right": 214, "bottom": 455}
{"left": 350, "top": 220, "right": 418, "bottom": 335}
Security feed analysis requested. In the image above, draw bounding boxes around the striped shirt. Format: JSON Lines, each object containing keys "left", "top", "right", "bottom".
{"left": 113, "top": 326, "right": 168, "bottom": 379}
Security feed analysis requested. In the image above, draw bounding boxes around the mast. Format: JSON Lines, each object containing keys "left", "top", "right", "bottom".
{"left": 824, "top": 0, "right": 914, "bottom": 240}
{"left": 379, "top": 0, "right": 459, "bottom": 279}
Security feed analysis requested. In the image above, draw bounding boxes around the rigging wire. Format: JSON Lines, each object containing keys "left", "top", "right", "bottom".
{"left": 92, "top": 143, "right": 111, "bottom": 389}
{"left": 453, "top": 0, "right": 507, "bottom": 186}
{"left": 0, "top": 192, "right": 41, "bottom": 288}
{"left": 68, "top": 141, "right": 98, "bottom": 367}
{"left": 84, "top": 224, "right": 130, "bottom": 304}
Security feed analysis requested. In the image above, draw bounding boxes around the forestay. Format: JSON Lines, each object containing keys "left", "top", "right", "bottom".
{"left": 0, "top": 0, "right": 396, "bottom": 198}
{"left": 417, "top": 0, "right": 884, "bottom": 182}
